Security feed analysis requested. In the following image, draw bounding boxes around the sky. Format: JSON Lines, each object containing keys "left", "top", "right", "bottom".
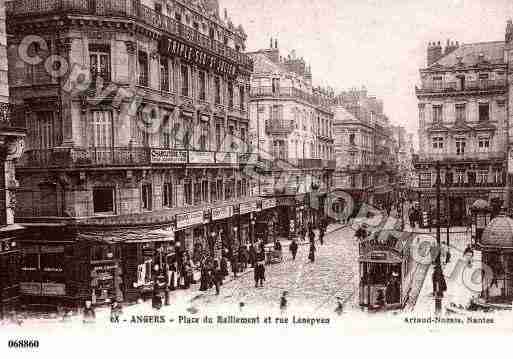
{"left": 219, "top": 0, "right": 513, "bottom": 144}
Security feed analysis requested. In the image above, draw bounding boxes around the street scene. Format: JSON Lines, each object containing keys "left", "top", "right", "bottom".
{"left": 1, "top": 0, "right": 513, "bottom": 337}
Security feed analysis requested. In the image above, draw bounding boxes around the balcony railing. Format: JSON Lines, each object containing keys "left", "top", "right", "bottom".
{"left": 6, "top": 0, "right": 253, "bottom": 70}
{"left": 17, "top": 148, "right": 257, "bottom": 168}
{"left": 415, "top": 151, "right": 506, "bottom": 163}
{"left": 251, "top": 87, "right": 333, "bottom": 112}
{"left": 416, "top": 79, "right": 507, "bottom": 94}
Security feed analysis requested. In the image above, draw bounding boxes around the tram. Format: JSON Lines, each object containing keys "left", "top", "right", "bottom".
{"left": 358, "top": 230, "right": 435, "bottom": 311}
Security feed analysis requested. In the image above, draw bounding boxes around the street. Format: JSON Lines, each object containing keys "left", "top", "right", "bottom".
{"left": 190, "top": 226, "right": 360, "bottom": 313}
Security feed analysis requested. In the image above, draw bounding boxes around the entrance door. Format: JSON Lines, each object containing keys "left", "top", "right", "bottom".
{"left": 450, "top": 197, "right": 465, "bottom": 226}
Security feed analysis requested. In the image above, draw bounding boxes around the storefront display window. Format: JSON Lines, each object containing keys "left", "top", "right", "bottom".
{"left": 135, "top": 259, "right": 153, "bottom": 288}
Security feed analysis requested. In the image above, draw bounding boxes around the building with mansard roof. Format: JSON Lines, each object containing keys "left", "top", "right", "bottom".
{"left": 413, "top": 26, "right": 513, "bottom": 225}
{"left": 5, "top": 0, "right": 261, "bottom": 308}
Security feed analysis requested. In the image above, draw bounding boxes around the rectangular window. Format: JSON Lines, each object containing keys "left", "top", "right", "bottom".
{"left": 181, "top": 65, "right": 189, "bottom": 97}
{"left": 228, "top": 82, "right": 234, "bottom": 108}
{"left": 93, "top": 187, "right": 115, "bottom": 213}
{"left": 433, "top": 105, "right": 443, "bottom": 123}
{"left": 214, "top": 77, "right": 221, "bottom": 104}
{"left": 240, "top": 127, "right": 247, "bottom": 153}
{"left": 455, "top": 104, "right": 466, "bottom": 123}
{"left": 37, "top": 111, "right": 54, "bottom": 149}
{"left": 216, "top": 179, "right": 223, "bottom": 202}
{"left": 160, "top": 58, "right": 169, "bottom": 92}
{"left": 142, "top": 184, "right": 152, "bottom": 210}
{"left": 456, "top": 138, "right": 466, "bottom": 156}
{"left": 432, "top": 137, "right": 444, "bottom": 150}
{"left": 239, "top": 86, "right": 245, "bottom": 111}
{"left": 163, "top": 182, "right": 173, "bottom": 208}
{"left": 210, "top": 180, "right": 217, "bottom": 202}
{"left": 92, "top": 111, "right": 113, "bottom": 148}
{"left": 478, "top": 137, "right": 490, "bottom": 152}
{"left": 215, "top": 122, "right": 223, "bottom": 150}
{"left": 154, "top": 2, "right": 162, "bottom": 13}
{"left": 136, "top": 110, "right": 150, "bottom": 147}
{"left": 236, "top": 180, "right": 242, "bottom": 197}
{"left": 194, "top": 182, "right": 202, "bottom": 205}
{"left": 184, "top": 182, "right": 192, "bottom": 205}
{"left": 161, "top": 115, "right": 171, "bottom": 148}
{"left": 479, "top": 103, "right": 489, "bottom": 122}
{"left": 272, "top": 78, "right": 280, "bottom": 93}
{"left": 225, "top": 179, "right": 234, "bottom": 200}
{"left": 199, "top": 71, "right": 206, "bottom": 100}
{"left": 433, "top": 76, "right": 442, "bottom": 89}
{"left": 138, "top": 51, "right": 149, "bottom": 87}
{"left": 349, "top": 133, "right": 355, "bottom": 145}
{"left": 202, "top": 180, "right": 208, "bottom": 203}
{"left": 89, "top": 45, "right": 111, "bottom": 83}
{"left": 199, "top": 118, "right": 209, "bottom": 151}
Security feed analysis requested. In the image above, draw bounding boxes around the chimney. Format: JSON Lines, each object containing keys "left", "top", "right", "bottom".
{"left": 507, "top": 19, "right": 513, "bottom": 43}
{"left": 427, "top": 41, "right": 443, "bottom": 66}
{"left": 275, "top": 39, "right": 278, "bottom": 49}
{"left": 262, "top": 37, "right": 279, "bottom": 63}
{"left": 444, "top": 39, "right": 458, "bottom": 55}
{"left": 270, "top": 37, "right": 273, "bottom": 49}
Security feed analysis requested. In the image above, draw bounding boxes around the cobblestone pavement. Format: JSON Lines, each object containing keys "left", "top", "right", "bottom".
{"left": 190, "top": 226, "right": 360, "bottom": 313}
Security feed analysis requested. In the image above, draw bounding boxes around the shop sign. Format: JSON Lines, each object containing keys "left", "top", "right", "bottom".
{"left": 176, "top": 210, "right": 205, "bottom": 229}
{"left": 159, "top": 37, "right": 238, "bottom": 77}
{"left": 239, "top": 201, "right": 258, "bottom": 214}
{"left": 212, "top": 206, "right": 233, "bottom": 220}
{"left": 150, "top": 149, "right": 187, "bottom": 164}
{"left": 239, "top": 153, "right": 258, "bottom": 164}
{"left": 93, "top": 264, "right": 118, "bottom": 271}
{"left": 277, "top": 197, "right": 295, "bottom": 207}
{"left": 40, "top": 245, "right": 64, "bottom": 254}
{"left": 42, "top": 283, "right": 66, "bottom": 296}
{"left": 216, "top": 152, "right": 238, "bottom": 164}
{"left": 370, "top": 252, "right": 387, "bottom": 260}
{"left": 261, "top": 198, "right": 276, "bottom": 210}
{"left": 189, "top": 151, "right": 215, "bottom": 164}
{"left": 20, "top": 282, "right": 41, "bottom": 296}
{"left": 43, "top": 266, "right": 63, "bottom": 273}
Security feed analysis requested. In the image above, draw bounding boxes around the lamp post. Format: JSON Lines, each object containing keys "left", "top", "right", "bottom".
{"left": 446, "top": 164, "right": 451, "bottom": 263}
{"left": 434, "top": 161, "right": 446, "bottom": 313}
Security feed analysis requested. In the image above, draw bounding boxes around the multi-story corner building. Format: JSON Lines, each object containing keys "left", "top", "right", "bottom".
{"left": 333, "top": 88, "right": 399, "bottom": 211}
{"left": 248, "top": 39, "right": 335, "bottom": 238}
{"left": 0, "top": 0, "right": 26, "bottom": 319}
{"left": 6, "top": 0, "right": 257, "bottom": 307}
{"left": 414, "top": 34, "right": 509, "bottom": 225}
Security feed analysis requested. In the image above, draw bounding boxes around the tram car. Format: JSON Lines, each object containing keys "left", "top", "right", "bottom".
{"left": 358, "top": 230, "right": 435, "bottom": 311}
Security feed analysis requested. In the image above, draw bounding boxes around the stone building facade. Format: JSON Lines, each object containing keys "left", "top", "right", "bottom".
{"left": 0, "top": 0, "right": 26, "bottom": 319}
{"left": 333, "top": 88, "right": 399, "bottom": 210}
{"left": 414, "top": 33, "right": 510, "bottom": 225}
{"left": 248, "top": 40, "right": 335, "bottom": 237}
{"left": 6, "top": 0, "right": 258, "bottom": 307}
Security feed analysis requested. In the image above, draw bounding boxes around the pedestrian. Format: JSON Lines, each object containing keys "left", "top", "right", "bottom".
{"left": 280, "top": 291, "right": 288, "bottom": 313}
{"left": 239, "top": 245, "right": 248, "bottom": 272}
{"left": 212, "top": 260, "right": 222, "bottom": 296}
{"left": 199, "top": 260, "right": 209, "bottom": 291}
{"left": 248, "top": 243, "right": 257, "bottom": 268}
{"left": 319, "top": 226, "right": 325, "bottom": 245}
{"left": 231, "top": 252, "right": 239, "bottom": 278}
{"left": 274, "top": 239, "right": 282, "bottom": 252}
{"left": 289, "top": 239, "right": 298, "bottom": 260}
{"left": 258, "top": 262, "right": 266, "bottom": 287}
{"left": 308, "top": 228, "right": 315, "bottom": 244}
{"left": 220, "top": 255, "right": 229, "bottom": 281}
{"left": 408, "top": 207, "right": 415, "bottom": 228}
{"left": 335, "top": 297, "right": 344, "bottom": 315}
{"left": 83, "top": 300, "right": 96, "bottom": 324}
{"left": 308, "top": 243, "right": 316, "bottom": 263}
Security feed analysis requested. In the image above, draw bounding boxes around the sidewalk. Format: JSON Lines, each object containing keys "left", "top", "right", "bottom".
{"left": 412, "top": 234, "right": 478, "bottom": 313}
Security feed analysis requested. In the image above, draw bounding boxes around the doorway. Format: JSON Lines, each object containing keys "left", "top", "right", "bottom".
{"left": 450, "top": 197, "right": 466, "bottom": 226}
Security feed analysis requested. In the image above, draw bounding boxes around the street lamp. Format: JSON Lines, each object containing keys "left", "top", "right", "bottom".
{"left": 433, "top": 161, "right": 446, "bottom": 313}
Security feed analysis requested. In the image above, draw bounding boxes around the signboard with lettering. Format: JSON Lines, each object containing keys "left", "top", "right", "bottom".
{"left": 239, "top": 201, "right": 258, "bottom": 215}
{"left": 370, "top": 252, "right": 387, "bottom": 261}
{"left": 212, "top": 206, "right": 233, "bottom": 220}
{"left": 262, "top": 198, "right": 277, "bottom": 210}
{"left": 151, "top": 149, "right": 187, "bottom": 164}
{"left": 189, "top": 151, "right": 215, "bottom": 164}
{"left": 42, "top": 283, "right": 66, "bottom": 296}
{"left": 215, "top": 152, "right": 238, "bottom": 164}
{"left": 20, "top": 282, "right": 42, "bottom": 296}
{"left": 176, "top": 210, "right": 205, "bottom": 229}
{"left": 159, "top": 37, "right": 238, "bottom": 77}
{"left": 239, "top": 153, "right": 258, "bottom": 164}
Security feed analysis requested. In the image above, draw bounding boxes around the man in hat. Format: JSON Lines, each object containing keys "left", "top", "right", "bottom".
{"left": 385, "top": 272, "right": 401, "bottom": 305}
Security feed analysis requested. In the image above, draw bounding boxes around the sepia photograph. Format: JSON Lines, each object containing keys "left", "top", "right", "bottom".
{"left": 1, "top": 0, "right": 513, "bottom": 356}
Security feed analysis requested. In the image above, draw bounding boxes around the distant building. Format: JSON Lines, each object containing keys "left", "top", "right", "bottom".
{"left": 248, "top": 39, "right": 335, "bottom": 236}
{"left": 414, "top": 32, "right": 510, "bottom": 225}
{"left": 333, "top": 88, "right": 399, "bottom": 210}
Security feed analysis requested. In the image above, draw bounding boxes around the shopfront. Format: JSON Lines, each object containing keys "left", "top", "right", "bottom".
{"left": 275, "top": 196, "right": 296, "bottom": 239}
{"left": 210, "top": 205, "right": 233, "bottom": 258}
{"left": 0, "top": 232, "right": 22, "bottom": 319}
{"left": 239, "top": 201, "right": 259, "bottom": 248}
{"left": 175, "top": 210, "right": 208, "bottom": 260}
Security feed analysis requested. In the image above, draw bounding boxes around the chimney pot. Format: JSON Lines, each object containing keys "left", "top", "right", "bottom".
{"left": 270, "top": 38, "right": 273, "bottom": 48}
{"left": 275, "top": 39, "right": 278, "bottom": 49}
